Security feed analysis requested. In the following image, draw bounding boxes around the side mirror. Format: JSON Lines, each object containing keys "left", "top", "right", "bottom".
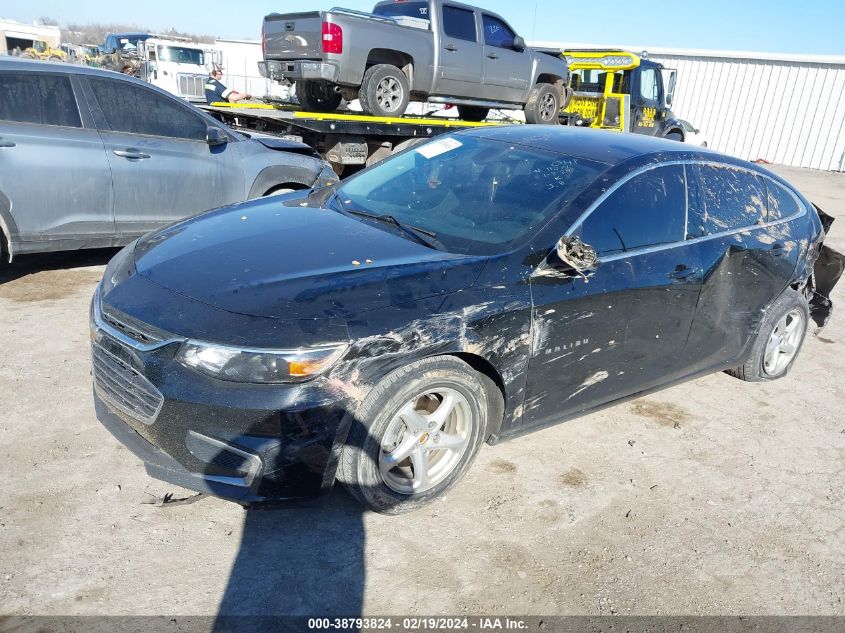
{"left": 555, "top": 235, "right": 598, "bottom": 274}
{"left": 513, "top": 36, "right": 526, "bottom": 52}
{"left": 206, "top": 126, "right": 228, "bottom": 146}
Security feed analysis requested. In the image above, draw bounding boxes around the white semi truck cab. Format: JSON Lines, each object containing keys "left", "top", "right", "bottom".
{"left": 137, "top": 37, "right": 221, "bottom": 102}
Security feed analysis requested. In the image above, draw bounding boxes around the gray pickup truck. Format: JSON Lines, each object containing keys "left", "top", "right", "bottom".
{"left": 259, "top": 0, "right": 571, "bottom": 123}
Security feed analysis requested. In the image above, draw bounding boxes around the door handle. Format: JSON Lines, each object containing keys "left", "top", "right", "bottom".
{"left": 487, "top": 52, "right": 499, "bottom": 59}
{"left": 113, "top": 149, "right": 150, "bottom": 160}
{"left": 0, "top": 138, "right": 15, "bottom": 148}
{"left": 444, "top": 44, "right": 457, "bottom": 52}
{"left": 667, "top": 264, "right": 695, "bottom": 282}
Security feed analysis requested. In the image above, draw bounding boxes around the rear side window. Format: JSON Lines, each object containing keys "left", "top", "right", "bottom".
{"left": 579, "top": 164, "right": 686, "bottom": 256}
{"left": 766, "top": 180, "right": 800, "bottom": 221}
{"left": 373, "top": 2, "right": 429, "bottom": 19}
{"left": 482, "top": 15, "right": 516, "bottom": 49}
{"left": 87, "top": 77, "right": 207, "bottom": 140}
{"left": 443, "top": 6, "right": 477, "bottom": 42}
{"left": 0, "top": 73, "right": 81, "bottom": 128}
{"left": 689, "top": 164, "right": 766, "bottom": 234}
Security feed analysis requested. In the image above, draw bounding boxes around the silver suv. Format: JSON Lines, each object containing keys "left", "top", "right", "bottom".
{"left": 0, "top": 58, "right": 336, "bottom": 262}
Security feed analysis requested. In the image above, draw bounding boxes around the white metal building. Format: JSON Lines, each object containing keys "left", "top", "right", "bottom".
{"left": 535, "top": 42, "right": 845, "bottom": 171}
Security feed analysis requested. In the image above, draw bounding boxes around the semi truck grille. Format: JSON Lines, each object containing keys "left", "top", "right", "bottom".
{"left": 92, "top": 342, "right": 164, "bottom": 425}
{"left": 177, "top": 74, "right": 205, "bottom": 98}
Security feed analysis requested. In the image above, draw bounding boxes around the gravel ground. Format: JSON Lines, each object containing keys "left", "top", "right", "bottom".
{"left": 0, "top": 165, "right": 843, "bottom": 617}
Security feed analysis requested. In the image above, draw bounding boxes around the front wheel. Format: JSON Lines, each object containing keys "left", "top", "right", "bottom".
{"left": 727, "top": 289, "right": 810, "bottom": 382}
{"left": 524, "top": 83, "right": 561, "bottom": 125}
{"left": 295, "top": 80, "right": 343, "bottom": 113}
{"left": 338, "top": 356, "right": 488, "bottom": 514}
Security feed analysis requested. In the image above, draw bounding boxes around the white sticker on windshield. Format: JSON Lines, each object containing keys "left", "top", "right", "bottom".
{"left": 416, "top": 137, "right": 463, "bottom": 159}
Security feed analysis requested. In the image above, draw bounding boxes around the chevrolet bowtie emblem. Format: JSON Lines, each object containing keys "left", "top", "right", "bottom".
{"left": 285, "top": 34, "right": 295, "bottom": 42}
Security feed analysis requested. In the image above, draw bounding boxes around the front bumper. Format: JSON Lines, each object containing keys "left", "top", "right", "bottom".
{"left": 260, "top": 59, "right": 339, "bottom": 83}
{"left": 90, "top": 285, "right": 352, "bottom": 504}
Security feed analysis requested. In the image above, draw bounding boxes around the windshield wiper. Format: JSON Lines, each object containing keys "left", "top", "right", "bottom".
{"left": 334, "top": 198, "right": 439, "bottom": 249}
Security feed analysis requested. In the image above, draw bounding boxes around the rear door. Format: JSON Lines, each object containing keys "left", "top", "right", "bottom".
{"left": 523, "top": 164, "right": 700, "bottom": 427}
{"left": 683, "top": 163, "right": 800, "bottom": 371}
{"left": 480, "top": 14, "right": 530, "bottom": 102}
{"left": 434, "top": 4, "right": 483, "bottom": 98}
{"left": 0, "top": 70, "right": 114, "bottom": 247}
{"left": 82, "top": 76, "right": 245, "bottom": 238}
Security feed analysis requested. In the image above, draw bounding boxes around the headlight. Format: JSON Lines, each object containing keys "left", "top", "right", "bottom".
{"left": 313, "top": 162, "right": 339, "bottom": 189}
{"left": 175, "top": 341, "right": 348, "bottom": 383}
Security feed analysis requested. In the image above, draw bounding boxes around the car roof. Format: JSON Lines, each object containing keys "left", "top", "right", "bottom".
{"left": 0, "top": 57, "right": 134, "bottom": 79}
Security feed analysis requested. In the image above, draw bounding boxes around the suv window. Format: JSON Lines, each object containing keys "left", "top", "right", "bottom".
{"left": 482, "top": 15, "right": 516, "bottom": 49}
{"left": 688, "top": 164, "right": 766, "bottom": 235}
{"left": 580, "top": 165, "right": 686, "bottom": 256}
{"left": 442, "top": 6, "right": 477, "bottom": 42}
{"left": 0, "top": 72, "right": 81, "bottom": 128}
{"left": 766, "top": 180, "right": 800, "bottom": 221}
{"left": 87, "top": 77, "right": 208, "bottom": 140}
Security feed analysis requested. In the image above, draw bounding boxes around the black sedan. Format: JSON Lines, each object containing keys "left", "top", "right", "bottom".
{"left": 90, "top": 126, "right": 842, "bottom": 514}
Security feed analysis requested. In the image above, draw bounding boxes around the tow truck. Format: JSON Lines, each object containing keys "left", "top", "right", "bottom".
{"left": 201, "top": 102, "right": 506, "bottom": 175}
{"left": 558, "top": 49, "right": 687, "bottom": 140}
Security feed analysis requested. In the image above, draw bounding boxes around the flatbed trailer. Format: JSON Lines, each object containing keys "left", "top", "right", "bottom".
{"left": 200, "top": 102, "right": 506, "bottom": 174}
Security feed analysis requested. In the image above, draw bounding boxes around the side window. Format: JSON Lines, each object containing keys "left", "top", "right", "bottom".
{"left": 482, "top": 15, "right": 516, "bottom": 49}
{"left": 639, "top": 68, "right": 659, "bottom": 103}
{"left": 690, "top": 164, "right": 766, "bottom": 234}
{"left": 0, "top": 72, "right": 81, "bottom": 128}
{"left": 766, "top": 180, "right": 800, "bottom": 221}
{"left": 579, "top": 165, "right": 686, "bottom": 256}
{"left": 87, "top": 77, "right": 207, "bottom": 141}
{"left": 442, "top": 6, "right": 477, "bottom": 42}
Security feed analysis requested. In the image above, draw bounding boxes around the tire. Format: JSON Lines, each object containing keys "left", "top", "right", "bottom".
{"left": 358, "top": 64, "right": 410, "bottom": 117}
{"left": 338, "top": 355, "right": 488, "bottom": 514}
{"left": 524, "top": 83, "right": 561, "bottom": 125}
{"left": 263, "top": 186, "right": 296, "bottom": 197}
{"left": 295, "top": 80, "right": 342, "bottom": 113}
{"left": 48, "top": 55, "right": 62, "bottom": 62}
{"left": 665, "top": 131, "right": 684, "bottom": 142}
{"left": 727, "top": 288, "right": 810, "bottom": 382}
{"left": 457, "top": 105, "right": 489, "bottom": 122}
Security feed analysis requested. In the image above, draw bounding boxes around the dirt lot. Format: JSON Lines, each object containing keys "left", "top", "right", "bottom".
{"left": 1, "top": 166, "right": 844, "bottom": 617}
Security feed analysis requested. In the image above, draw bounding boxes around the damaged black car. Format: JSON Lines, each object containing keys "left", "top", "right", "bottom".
{"left": 91, "top": 126, "right": 843, "bottom": 514}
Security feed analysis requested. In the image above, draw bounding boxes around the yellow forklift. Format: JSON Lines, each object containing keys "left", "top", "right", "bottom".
{"left": 560, "top": 49, "right": 685, "bottom": 140}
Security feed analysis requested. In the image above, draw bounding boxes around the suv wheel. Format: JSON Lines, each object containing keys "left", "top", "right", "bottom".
{"left": 338, "top": 356, "right": 488, "bottom": 514}
{"left": 727, "top": 289, "right": 810, "bottom": 382}
{"left": 524, "top": 83, "right": 561, "bottom": 125}
{"left": 359, "top": 64, "right": 410, "bottom": 118}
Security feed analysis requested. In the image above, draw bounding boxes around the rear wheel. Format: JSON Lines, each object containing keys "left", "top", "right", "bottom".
{"left": 295, "top": 80, "right": 343, "bottom": 113}
{"left": 338, "top": 356, "right": 488, "bottom": 514}
{"left": 727, "top": 289, "right": 809, "bottom": 382}
{"left": 358, "top": 64, "right": 410, "bottom": 118}
{"left": 456, "top": 105, "right": 489, "bottom": 122}
{"left": 524, "top": 83, "right": 561, "bottom": 125}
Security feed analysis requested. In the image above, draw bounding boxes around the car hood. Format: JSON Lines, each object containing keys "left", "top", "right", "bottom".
{"left": 134, "top": 196, "right": 486, "bottom": 320}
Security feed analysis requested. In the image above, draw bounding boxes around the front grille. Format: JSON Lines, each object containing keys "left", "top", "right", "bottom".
{"left": 177, "top": 74, "right": 205, "bottom": 98}
{"left": 101, "top": 305, "right": 169, "bottom": 346}
{"left": 92, "top": 343, "right": 164, "bottom": 425}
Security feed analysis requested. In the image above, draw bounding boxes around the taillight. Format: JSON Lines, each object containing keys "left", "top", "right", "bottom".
{"left": 322, "top": 21, "right": 343, "bottom": 54}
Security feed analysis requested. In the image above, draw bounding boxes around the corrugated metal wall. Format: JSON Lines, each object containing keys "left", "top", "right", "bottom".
{"left": 647, "top": 51, "right": 845, "bottom": 171}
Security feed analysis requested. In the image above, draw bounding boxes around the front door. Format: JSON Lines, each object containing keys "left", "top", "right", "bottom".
{"left": 82, "top": 75, "right": 244, "bottom": 238}
{"left": 435, "top": 4, "right": 483, "bottom": 98}
{"left": 480, "top": 14, "right": 530, "bottom": 103}
{"left": 632, "top": 65, "right": 663, "bottom": 136}
{"left": 522, "top": 164, "right": 700, "bottom": 429}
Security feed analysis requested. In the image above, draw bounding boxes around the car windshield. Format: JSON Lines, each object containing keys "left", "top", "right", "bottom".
{"left": 336, "top": 134, "right": 605, "bottom": 255}
{"left": 157, "top": 46, "right": 204, "bottom": 65}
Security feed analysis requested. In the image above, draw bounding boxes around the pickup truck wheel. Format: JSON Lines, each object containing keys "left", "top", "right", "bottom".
{"left": 524, "top": 83, "right": 561, "bottom": 125}
{"left": 726, "top": 289, "right": 809, "bottom": 382}
{"left": 338, "top": 355, "right": 488, "bottom": 514}
{"left": 457, "top": 106, "right": 489, "bottom": 122}
{"left": 359, "top": 64, "right": 410, "bottom": 118}
{"left": 295, "top": 80, "right": 342, "bottom": 113}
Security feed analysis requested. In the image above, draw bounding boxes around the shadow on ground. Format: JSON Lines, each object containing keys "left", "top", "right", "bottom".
{"left": 0, "top": 248, "right": 119, "bottom": 284}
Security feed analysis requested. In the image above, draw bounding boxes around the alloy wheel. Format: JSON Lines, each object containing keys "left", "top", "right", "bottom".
{"left": 763, "top": 309, "right": 805, "bottom": 375}
{"left": 376, "top": 76, "right": 403, "bottom": 113}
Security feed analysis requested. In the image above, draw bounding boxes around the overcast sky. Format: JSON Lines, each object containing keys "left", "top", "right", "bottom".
{"left": 3, "top": 0, "right": 843, "bottom": 55}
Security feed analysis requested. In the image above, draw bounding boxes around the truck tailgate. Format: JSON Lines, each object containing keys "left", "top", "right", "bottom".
{"left": 264, "top": 12, "right": 324, "bottom": 60}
